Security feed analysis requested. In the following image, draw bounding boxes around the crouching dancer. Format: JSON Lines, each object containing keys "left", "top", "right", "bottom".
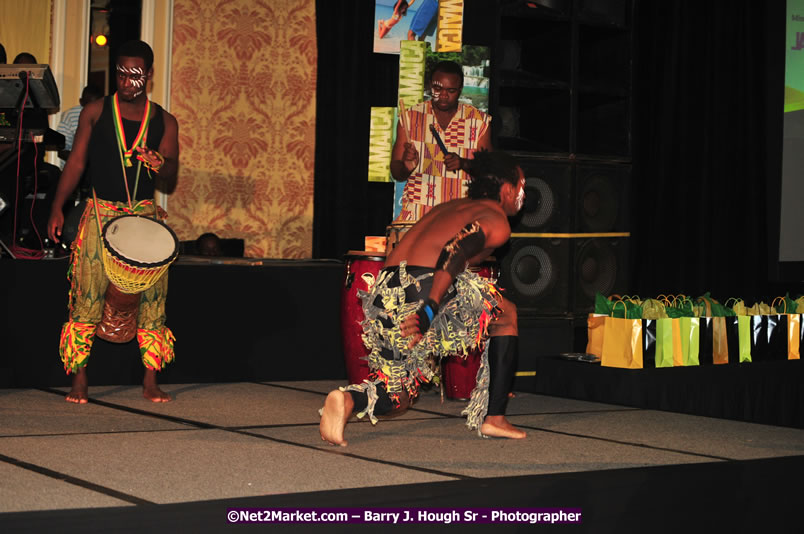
{"left": 320, "top": 150, "right": 527, "bottom": 445}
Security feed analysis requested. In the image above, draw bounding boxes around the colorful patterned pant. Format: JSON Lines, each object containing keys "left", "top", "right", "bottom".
{"left": 59, "top": 198, "right": 175, "bottom": 374}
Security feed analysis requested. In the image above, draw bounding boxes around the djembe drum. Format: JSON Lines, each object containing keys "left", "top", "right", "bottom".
{"left": 96, "top": 215, "right": 179, "bottom": 343}
{"left": 384, "top": 221, "right": 415, "bottom": 256}
{"left": 441, "top": 260, "right": 499, "bottom": 400}
{"left": 341, "top": 251, "right": 386, "bottom": 384}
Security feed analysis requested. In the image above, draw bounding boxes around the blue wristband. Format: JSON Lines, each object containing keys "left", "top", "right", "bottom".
{"left": 423, "top": 304, "right": 435, "bottom": 322}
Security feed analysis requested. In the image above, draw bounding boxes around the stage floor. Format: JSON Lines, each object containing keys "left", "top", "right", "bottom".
{"left": 1, "top": 380, "right": 802, "bottom": 532}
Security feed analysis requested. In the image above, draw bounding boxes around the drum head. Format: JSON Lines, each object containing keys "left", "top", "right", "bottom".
{"left": 103, "top": 215, "right": 179, "bottom": 267}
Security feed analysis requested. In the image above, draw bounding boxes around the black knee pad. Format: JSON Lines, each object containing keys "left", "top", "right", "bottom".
{"left": 487, "top": 335, "right": 518, "bottom": 416}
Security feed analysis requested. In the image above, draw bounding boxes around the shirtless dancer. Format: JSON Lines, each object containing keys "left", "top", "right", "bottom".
{"left": 321, "top": 150, "right": 527, "bottom": 445}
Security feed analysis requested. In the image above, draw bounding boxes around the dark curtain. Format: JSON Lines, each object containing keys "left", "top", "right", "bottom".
{"left": 314, "top": 1, "right": 797, "bottom": 303}
{"left": 632, "top": 1, "right": 792, "bottom": 303}
{"left": 313, "top": 0, "right": 495, "bottom": 260}
{"left": 313, "top": 0, "right": 399, "bottom": 259}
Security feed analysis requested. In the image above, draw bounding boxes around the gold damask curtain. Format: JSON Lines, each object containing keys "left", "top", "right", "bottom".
{"left": 169, "top": 0, "right": 316, "bottom": 258}
{"left": 0, "top": 0, "right": 52, "bottom": 66}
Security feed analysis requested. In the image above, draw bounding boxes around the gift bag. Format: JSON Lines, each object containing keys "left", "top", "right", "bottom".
{"left": 771, "top": 296, "right": 801, "bottom": 361}
{"left": 724, "top": 298, "right": 751, "bottom": 364}
{"left": 790, "top": 314, "right": 801, "bottom": 360}
{"left": 680, "top": 316, "right": 701, "bottom": 366}
{"left": 586, "top": 314, "right": 607, "bottom": 359}
{"left": 601, "top": 315, "right": 644, "bottom": 369}
{"left": 696, "top": 294, "right": 730, "bottom": 365}
{"left": 725, "top": 316, "right": 752, "bottom": 364}
{"left": 655, "top": 318, "right": 681, "bottom": 368}
{"left": 654, "top": 295, "right": 697, "bottom": 367}
{"left": 643, "top": 319, "right": 657, "bottom": 368}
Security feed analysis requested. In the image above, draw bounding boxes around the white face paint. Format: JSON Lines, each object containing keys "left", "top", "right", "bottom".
{"left": 117, "top": 65, "right": 147, "bottom": 98}
{"left": 516, "top": 183, "right": 525, "bottom": 211}
{"left": 431, "top": 81, "right": 443, "bottom": 101}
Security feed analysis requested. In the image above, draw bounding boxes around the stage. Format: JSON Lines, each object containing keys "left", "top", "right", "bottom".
{"left": 1, "top": 381, "right": 802, "bottom": 532}
{"left": 2, "top": 257, "right": 803, "bottom": 531}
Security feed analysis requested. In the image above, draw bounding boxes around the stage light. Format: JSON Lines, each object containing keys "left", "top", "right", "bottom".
{"left": 95, "top": 34, "right": 108, "bottom": 47}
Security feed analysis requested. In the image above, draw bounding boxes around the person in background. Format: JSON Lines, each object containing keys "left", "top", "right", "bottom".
{"left": 196, "top": 232, "right": 223, "bottom": 256}
{"left": 12, "top": 52, "right": 37, "bottom": 64}
{"left": 57, "top": 85, "right": 103, "bottom": 170}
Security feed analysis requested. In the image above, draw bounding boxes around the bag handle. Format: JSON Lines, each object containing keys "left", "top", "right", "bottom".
{"left": 724, "top": 297, "right": 743, "bottom": 309}
{"left": 695, "top": 296, "right": 715, "bottom": 317}
{"left": 611, "top": 299, "right": 627, "bottom": 315}
{"left": 771, "top": 296, "right": 787, "bottom": 314}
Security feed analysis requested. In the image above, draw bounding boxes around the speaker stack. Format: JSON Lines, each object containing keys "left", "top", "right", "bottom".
{"left": 497, "top": 157, "right": 631, "bottom": 318}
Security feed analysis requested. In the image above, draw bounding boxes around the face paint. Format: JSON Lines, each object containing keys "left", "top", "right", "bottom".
{"left": 117, "top": 65, "right": 147, "bottom": 98}
{"left": 514, "top": 174, "right": 525, "bottom": 211}
{"left": 431, "top": 81, "right": 443, "bottom": 101}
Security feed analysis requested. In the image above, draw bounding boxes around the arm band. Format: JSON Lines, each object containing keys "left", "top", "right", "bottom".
{"left": 415, "top": 298, "right": 440, "bottom": 334}
{"left": 435, "top": 221, "right": 486, "bottom": 278}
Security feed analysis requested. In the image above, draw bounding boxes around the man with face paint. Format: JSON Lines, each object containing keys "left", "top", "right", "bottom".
{"left": 391, "top": 60, "right": 492, "bottom": 223}
{"left": 321, "top": 150, "right": 527, "bottom": 446}
{"left": 47, "top": 40, "right": 180, "bottom": 404}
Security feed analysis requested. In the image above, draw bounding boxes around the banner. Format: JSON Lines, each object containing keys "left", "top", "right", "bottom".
{"left": 437, "top": 0, "right": 464, "bottom": 52}
{"left": 368, "top": 107, "right": 395, "bottom": 182}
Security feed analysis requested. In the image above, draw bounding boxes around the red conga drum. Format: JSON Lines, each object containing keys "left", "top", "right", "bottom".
{"left": 442, "top": 260, "right": 499, "bottom": 400}
{"left": 341, "top": 251, "right": 386, "bottom": 385}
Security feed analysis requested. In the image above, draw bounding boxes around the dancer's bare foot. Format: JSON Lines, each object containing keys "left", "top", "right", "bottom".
{"left": 143, "top": 369, "right": 171, "bottom": 402}
{"left": 480, "top": 415, "right": 526, "bottom": 439}
{"left": 320, "top": 390, "right": 354, "bottom": 447}
{"left": 66, "top": 367, "right": 89, "bottom": 404}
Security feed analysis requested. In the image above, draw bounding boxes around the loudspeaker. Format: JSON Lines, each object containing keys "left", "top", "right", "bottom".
{"left": 511, "top": 158, "right": 630, "bottom": 233}
{"left": 498, "top": 235, "right": 629, "bottom": 315}
{"left": 510, "top": 158, "right": 573, "bottom": 233}
{"left": 575, "top": 162, "right": 630, "bottom": 232}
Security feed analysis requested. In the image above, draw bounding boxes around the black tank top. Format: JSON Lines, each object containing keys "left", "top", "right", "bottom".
{"left": 87, "top": 95, "right": 165, "bottom": 202}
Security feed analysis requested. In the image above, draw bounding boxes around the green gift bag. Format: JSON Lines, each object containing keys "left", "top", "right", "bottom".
{"left": 680, "top": 317, "right": 701, "bottom": 366}
{"left": 655, "top": 318, "right": 678, "bottom": 368}
{"left": 655, "top": 295, "right": 698, "bottom": 367}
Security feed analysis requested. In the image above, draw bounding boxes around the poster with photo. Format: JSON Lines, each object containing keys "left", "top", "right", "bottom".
{"left": 423, "top": 44, "right": 489, "bottom": 113}
{"left": 374, "top": 0, "right": 439, "bottom": 55}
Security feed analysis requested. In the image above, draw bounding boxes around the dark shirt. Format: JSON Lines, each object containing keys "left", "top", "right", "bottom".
{"left": 87, "top": 95, "right": 165, "bottom": 202}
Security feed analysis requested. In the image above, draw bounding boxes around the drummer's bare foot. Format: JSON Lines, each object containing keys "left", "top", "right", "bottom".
{"left": 480, "top": 415, "right": 526, "bottom": 439}
{"left": 320, "top": 390, "right": 353, "bottom": 447}
{"left": 66, "top": 367, "right": 89, "bottom": 404}
{"left": 143, "top": 369, "right": 171, "bottom": 402}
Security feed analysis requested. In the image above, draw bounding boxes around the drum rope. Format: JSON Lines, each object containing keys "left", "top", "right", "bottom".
{"left": 112, "top": 93, "right": 152, "bottom": 210}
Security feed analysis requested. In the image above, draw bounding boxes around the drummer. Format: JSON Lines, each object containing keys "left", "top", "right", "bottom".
{"left": 47, "top": 40, "right": 180, "bottom": 404}
{"left": 390, "top": 60, "right": 492, "bottom": 224}
{"left": 320, "top": 150, "right": 527, "bottom": 445}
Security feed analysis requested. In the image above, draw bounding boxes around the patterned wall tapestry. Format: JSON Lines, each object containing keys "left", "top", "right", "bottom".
{"left": 169, "top": 0, "right": 316, "bottom": 258}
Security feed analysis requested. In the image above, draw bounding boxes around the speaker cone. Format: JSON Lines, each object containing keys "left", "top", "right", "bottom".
{"left": 576, "top": 239, "right": 618, "bottom": 301}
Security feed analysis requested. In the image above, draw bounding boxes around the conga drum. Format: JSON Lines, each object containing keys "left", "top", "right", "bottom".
{"left": 341, "top": 251, "right": 385, "bottom": 385}
{"left": 384, "top": 221, "right": 415, "bottom": 256}
{"left": 442, "top": 260, "right": 499, "bottom": 400}
{"left": 96, "top": 215, "right": 179, "bottom": 343}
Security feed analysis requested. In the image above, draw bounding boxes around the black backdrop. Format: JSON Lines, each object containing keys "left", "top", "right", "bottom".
{"left": 313, "top": 0, "right": 803, "bottom": 304}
